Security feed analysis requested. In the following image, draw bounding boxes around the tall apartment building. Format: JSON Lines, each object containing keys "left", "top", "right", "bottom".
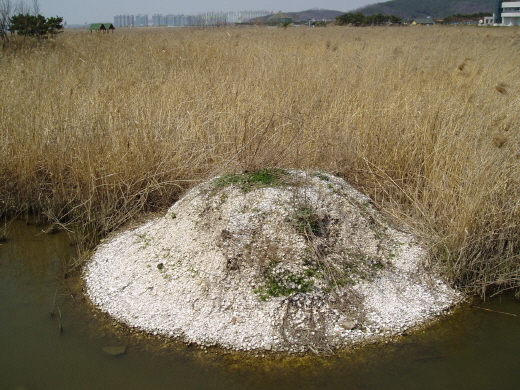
{"left": 114, "top": 15, "right": 135, "bottom": 27}
{"left": 151, "top": 14, "right": 164, "bottom": 26}
{"left": 135, "top": 14, "right": 149, "bottom": 27}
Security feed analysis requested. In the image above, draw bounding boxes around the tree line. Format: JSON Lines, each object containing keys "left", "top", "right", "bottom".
{"left": 335, "top": 12, "right": 404, "bottom": 26}
{"left": 335, "top": 10, "right": 493, "bottom": 26}
{"left": 351, "top": 0, "right": 493, "bottom": 20}
{"left": 441, "top": 12, "right": 492, "bottom": 23}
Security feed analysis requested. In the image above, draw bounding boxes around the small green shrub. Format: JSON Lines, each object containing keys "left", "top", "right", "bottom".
{"left": 249, "top": 169, "right": 284, "bottom": 186}
{"left": 254, "top": 258, "right": 315, "bottom": 300}
{"left": 255, "top": 268, "right": 314, "bottom": 301}
{"left": 213, "top": 173, "right": 246, "bottom": 188}
{"left": 138, "top": 232, "right": 152, "bottom": 248}
{"left": 213, "top": 168, "right": 287, "bottom": 193}
{"left": 293, "top": 205, "right": 322, "bottom": 236}
{"left": 311, "top": 172, "right": 330, "bottom": 182}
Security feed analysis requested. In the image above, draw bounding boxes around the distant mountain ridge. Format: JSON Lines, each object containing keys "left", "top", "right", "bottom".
{"left": 283, "top": 9, "right": 346, "bottom": 21}
{"left": 355, "top": 0, "right": 494, "bottom": 19}
{"left": 249, "top": 9, "right": 345, "bottom": 23}
{"left": 253, "top": 2, "right": 494, "bottom": 23}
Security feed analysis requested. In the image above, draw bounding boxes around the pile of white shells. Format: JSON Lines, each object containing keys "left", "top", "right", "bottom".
{"left": 85, "top": 170, "right": 460, "bottom": 353}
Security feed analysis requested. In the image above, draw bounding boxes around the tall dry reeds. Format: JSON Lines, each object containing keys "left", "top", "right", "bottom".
{"left": 1, "top": 26, "right": 519, "bottom": 296}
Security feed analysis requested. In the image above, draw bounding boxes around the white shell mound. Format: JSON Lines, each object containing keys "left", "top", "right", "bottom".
{"left": 85, "top": 170, "right": 460, "bottom": 352}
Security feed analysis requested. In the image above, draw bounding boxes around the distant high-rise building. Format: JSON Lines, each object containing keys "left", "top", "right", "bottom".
{"left": 135, "top": 14, "right": 148, "bottom": 27}
{"left": 152, "top": 14, "right": 163, "bottom": 26}
{"left": 114, "top": 15, "right": 135, "bottom": 27}
{"left": 115, "top": 10, "right": 272, "bottom": 27}
{"left": 125, "top": 15, "right": 134, "bottom": 27}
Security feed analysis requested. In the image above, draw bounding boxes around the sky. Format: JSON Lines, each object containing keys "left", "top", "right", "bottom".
{"left": 32, "top": 0, "right": 380, "bottom": 25}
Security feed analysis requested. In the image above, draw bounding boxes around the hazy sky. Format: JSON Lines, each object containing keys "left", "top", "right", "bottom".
{"left": 33, "top": 0, "right": 380, "bottom": 25}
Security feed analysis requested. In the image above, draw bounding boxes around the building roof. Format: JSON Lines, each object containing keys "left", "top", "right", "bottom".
{"left": 89, "top": 23, "right": 105, "bottom": 30}
{"left": 89, "top": 23, "right": 115, "bottom": 30}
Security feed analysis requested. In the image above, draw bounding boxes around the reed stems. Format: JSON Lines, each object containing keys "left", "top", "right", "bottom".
{"left": 1, "top": 26, "right": 519, "bottom": 297}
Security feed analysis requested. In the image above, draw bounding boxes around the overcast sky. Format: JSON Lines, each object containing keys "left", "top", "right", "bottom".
{"left": 32, "top": 0, "right": 380, "bottom": 25}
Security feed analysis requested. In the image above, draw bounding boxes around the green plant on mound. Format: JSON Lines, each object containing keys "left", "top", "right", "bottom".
{"left": 213, "top": 168, "right": 288, "bottom": 193}
{"left": 255, "top": 261, "right": 315, "bottom": 301}
{"left": 292, "top": 205, "right": 322, "bottom": 237}
{"left": 254, "top": 253, "right": 381, "bottom": 301}
{"left": 311, "top": 172, "right": 331, "bottom": 182}
{"left": 306, "top": 255, "right": 377, "bottom": 292}
{"left": 288, "top": 202, "right": 330, "bottom": 239}
{"left": 137, "top": 232, "right": 152, "bottom": 249}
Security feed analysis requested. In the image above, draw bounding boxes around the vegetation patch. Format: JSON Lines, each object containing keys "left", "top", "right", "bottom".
{"left": 291, "top": 205, "right": 323, "bottom": 237}
{"left": 311, "top": 172, "right": 331, "bottom": 182}
{"left": 313, "top": 253, "right": 384, "bottom": 290}
{"left": 255, "top": 260, "right": 315, "bottom": 301}
{"left": 254, "top": 250, "right": 386, "bottom": 301}
{"left": 137, "top": 232, "right": 152, "bottom": 249}
{"left": 213, "top": 169, "right": 288, "bottom": 193}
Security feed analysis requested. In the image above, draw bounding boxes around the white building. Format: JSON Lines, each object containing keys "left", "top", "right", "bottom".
{"left": 488, "top": 1, "right": 520, "bottom": 26}
{"left": 500, "top": 1, "right": 520, "bottom": 25}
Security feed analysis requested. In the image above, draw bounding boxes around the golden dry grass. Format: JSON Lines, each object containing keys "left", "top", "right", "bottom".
{"left": 1, "top": 26, "right": 519, "bottom": 296}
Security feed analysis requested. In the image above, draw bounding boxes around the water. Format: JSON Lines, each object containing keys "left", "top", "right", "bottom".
{"left": 1, "top": 220, "right": 519, "bottom": 390}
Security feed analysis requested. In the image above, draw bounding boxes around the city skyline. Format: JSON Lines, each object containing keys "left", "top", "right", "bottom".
{"left": 114, "top": 10, "right": 274, "bottom": 28}
{"left": 34, "top": 1, "right": 379, "bottom": 25}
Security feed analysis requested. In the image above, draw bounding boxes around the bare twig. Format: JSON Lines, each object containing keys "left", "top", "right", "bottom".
{"left": 470, "top": 305, "right": 517, "bottom": 317}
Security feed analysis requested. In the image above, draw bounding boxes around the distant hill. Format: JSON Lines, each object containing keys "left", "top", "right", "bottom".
{"left": 355, "top": 0, "right": 494, "bottom": 19}
{"left": 284, "top": 9, "right": 346, "bottom": 21}
{"left": 249, "top": 2, "right": 494, "bottom": 24}
{"left": 249, "top": 9, "right": 345, "bottom": 24}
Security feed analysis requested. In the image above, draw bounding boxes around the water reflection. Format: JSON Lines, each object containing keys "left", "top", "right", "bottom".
{"left": 0, "top": 220, "right": 518, "bottom": 390}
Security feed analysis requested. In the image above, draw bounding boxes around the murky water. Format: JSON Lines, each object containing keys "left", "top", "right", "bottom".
{"left": 1, "top": 220, "right": 519, "bottom": 390}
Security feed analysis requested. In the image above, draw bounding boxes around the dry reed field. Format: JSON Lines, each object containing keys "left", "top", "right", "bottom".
{"left": 1, "top": 26, "right": 519, "bottom": 297}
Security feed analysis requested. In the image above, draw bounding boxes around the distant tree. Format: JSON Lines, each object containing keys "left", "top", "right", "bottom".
{"left": 371, "top": 13, "right": 388, "bottom": 25}
{"left": 45, "top": 15, "right": 63, "bottom": 34}
{"left": 336, "top": 12, "right": 364, "bottom": 26}
{"left": 350, "top": 12, "right": 366, "bottom": 26}
{"left": 442, "top": 12, "right": 492, "bottom": 24}
{"left": 9, "top": 12, "right": 63, "bottom": 38}
{"left": 335, "top": 13, "right": 348, "bottom": 25}
{"left": 0, "top": 0, "right": 14, "bottom": 45}
{"left": 31, "top": 0, "right": 39, "bottom": 15}
{"left": 336, "top": 12, "right": 402, "bottom": 26}
{"left": 313, "top": 20, "right": 328, "bottom": 27}
{"left": 389, "top": 15, "right": 403, "bottom": 24}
